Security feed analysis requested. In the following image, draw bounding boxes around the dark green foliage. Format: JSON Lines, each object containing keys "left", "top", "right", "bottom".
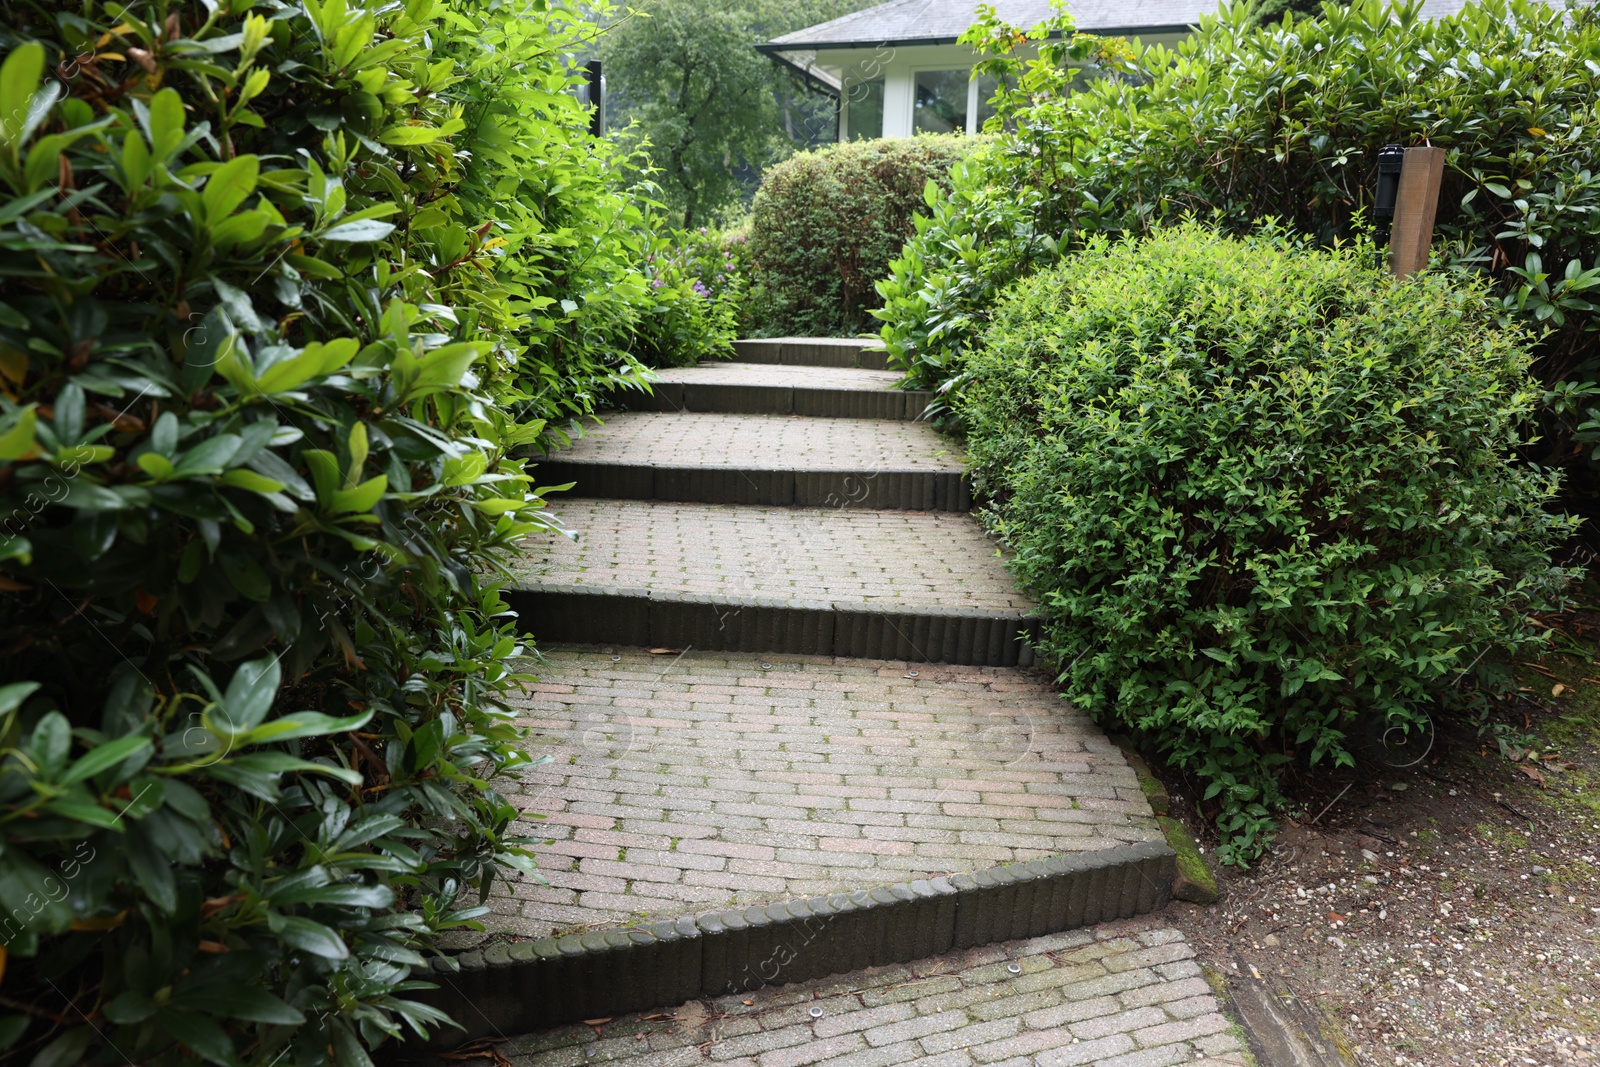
{"left": 745, "top": 137, "right": 973, "bottom": 338}
{"left": 876, "top": 0, "right": 1600, "bottom": 460}
{"left": 962, "top": 227, "right": 1579, "bottom": 862}
{"left": 0, "top": 0, "right": 674, "bottom": 1062}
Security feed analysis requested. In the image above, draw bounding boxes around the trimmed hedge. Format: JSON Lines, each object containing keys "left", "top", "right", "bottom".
{"left": 962, "top": 227, "right": 1578, "bottom": 862}
{"left": 876, "top": 0, "right": 1600, "bottom": 461}
{"left": 0, "top": 0, "right": 677, "bottom": 1063}
{"left": 745, "top": 137, "right": 972, "bottom": 337}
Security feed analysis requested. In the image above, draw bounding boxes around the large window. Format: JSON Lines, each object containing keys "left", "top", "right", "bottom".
{"left": 846, "top": 77, "right": 885, "bottom": 140}
{"left": 913, "top": 69, "right": 968, "bottom": 134}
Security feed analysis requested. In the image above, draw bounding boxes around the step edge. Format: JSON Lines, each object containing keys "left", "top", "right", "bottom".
{"left": 419, "top": 839, "right": 1176, "bottom": 1042}
{"left": 509, "top": 583, "right": 1034, "bottom": 621}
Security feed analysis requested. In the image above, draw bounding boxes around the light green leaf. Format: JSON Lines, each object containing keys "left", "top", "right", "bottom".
{"left": 201, "top": 154, "right": 260, "bottom": 224}
{"left": 0, "top": 43, "right": 44, "bottom": 149}
{"left": 322, "top": 219, "right": 396, "bottom": 242}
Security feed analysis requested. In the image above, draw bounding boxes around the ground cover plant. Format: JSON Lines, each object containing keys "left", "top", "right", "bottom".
{"left": 961, "top": 225, "right": 1580, "bottom": 862}
{"left": 745, "top": 136, "right": 972, "bottom": 337}
{"left": 0, "top": 0, "right": 679, "bottom": 1063}
{"left": 877, "top": 0, "right": 1600, "bottom": 482}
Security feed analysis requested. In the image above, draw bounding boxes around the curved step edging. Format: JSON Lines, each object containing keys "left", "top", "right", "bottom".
{"left": 421, "top": 839, "right": 1176, "bottom": 1042}
{"left": 534, "top": 460, "right": 971, "bottom": 511}
{"left": 627, "top": 382, "right": 932, "bottom": 421}
{"left": 505, "top": 586, "right": 1039, "bottom": 667}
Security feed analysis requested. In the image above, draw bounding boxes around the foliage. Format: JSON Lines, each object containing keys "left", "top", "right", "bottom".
{"left": 631, "top": 228, "right": 741, "bottom": 369}
{"left": 0, "top": 0, "right": 664, "bottom": 1062}
{"left": 876, "top": 0, "right": 1600, "bottom": 459}
{"left": 745, "top": 137, "right": 973, "bottom": 338}
{"left": 961, "top": 226, "right": 1580, "bottom": 863}
{"left": 601, "top": 0, "right": 878, "bottom": 227}
{"left": 443, "top": 6, "right": 665, "bottom": 441}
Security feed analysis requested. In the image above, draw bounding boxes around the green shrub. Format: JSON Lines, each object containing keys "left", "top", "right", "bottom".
{"left": 631, "top": 228, "right": 741, "bottom": 369}
{"left": 877, "top": 0, "right": 1600, "bottom": 458}
{"left": 746, "top": 137, "right": 972, "bottom": 337}
{"left": 444, "top": 14, "right": 691, "bottom": 433}
{"left": 962, "top": 226, "right": 1579, "bottom": 863}
{"left": 0, "top": 0, "right": 650, "bottom": 1062}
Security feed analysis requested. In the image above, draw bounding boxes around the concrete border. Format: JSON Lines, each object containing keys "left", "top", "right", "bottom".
{"left": 505, "top": 587, "right": 1037, "bottom": 667}
{"left": 420, "top": 840, "right": 1176, "bottom": 1041}
{"left": 624, "top": 382, "right": 931, "bottom": 421}
{"left": 533, "top": 460, "right": 971, "bottom": 512}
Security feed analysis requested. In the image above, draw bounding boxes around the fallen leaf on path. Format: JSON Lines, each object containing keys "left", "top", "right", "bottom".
{"left": 1517, "top": 764, "right": 1547, "bottom": 786}
{"left": 646, "top": 648, "right": 681, "bottom": 655}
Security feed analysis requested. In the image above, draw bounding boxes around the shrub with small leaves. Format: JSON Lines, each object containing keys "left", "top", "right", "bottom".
{"left": 962, "top": 226, "right": 1580, "bottom": 863}
{"left": 745, "top": 136, "right": 973, "bottom": 338}
{"left": 877, "top": 0, "right": 1600, "bottom": 486}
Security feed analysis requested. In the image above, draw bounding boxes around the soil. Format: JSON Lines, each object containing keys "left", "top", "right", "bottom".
{"left": 1155, "top": 605, "right": 1600, "bottom": 1067}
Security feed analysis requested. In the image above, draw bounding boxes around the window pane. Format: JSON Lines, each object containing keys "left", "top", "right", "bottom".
{"left": 846, "top": 77, "right": 885, "bottom": 140}
{"left": 975, "top": 73, "right": 1007, "bottom": 131}
{"left": 913, "top": 69, "right": 968, "bottom": 134}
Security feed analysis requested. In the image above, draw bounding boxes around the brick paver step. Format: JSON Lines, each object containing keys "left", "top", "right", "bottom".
{"left": 537, "top": 413, "right": 970, "bottom": 511}
{"left": 426, "top": 920, "right": 1248, "bottom": 1065}
{"left": 508, "top": 502, "right": 1035, "bottom": 665}
{"left": 734, "top": 337, "right": 890, "bottom": 370}
{"left": 625, "top": 363, "right": 931, "bottom": 420}
{"left": 418, "top": 651, "right": 1172, "bottom": 1036}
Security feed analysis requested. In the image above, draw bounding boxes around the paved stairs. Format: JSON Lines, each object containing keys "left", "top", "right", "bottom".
{"left": 418, "top": 339, "right": 1245, "bottom": 1063}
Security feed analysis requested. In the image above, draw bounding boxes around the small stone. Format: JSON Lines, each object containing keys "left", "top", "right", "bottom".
{"left": 1264, "top": 934, "right": 1281, "bottom": 948}
{"left": 1531, "top": 866, "right": 1549, "bottom": 876}
{"left": 1329, "top": 936, "right": 1347, "bottom": 949}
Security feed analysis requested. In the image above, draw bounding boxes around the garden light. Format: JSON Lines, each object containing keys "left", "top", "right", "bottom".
{"left": 1373, "top": 144, "right": 1405, "bottom": 247}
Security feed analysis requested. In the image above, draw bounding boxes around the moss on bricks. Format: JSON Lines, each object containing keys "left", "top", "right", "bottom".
{"left": 1159, "top": 815, "right": 1218, "bottom": 905}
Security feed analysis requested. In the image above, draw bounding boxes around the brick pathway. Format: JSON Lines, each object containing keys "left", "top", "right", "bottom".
{"left": 469, "top": 921, "right": 1248, "bottom": 1067}
{"left": 440, "top": 341, "right": 1246, "bottom": 1058}
{"left": 486, "top": 651, "right": 1161, "bottom": 938}
{"left": 512, "top": 502, "right": 1029, "bottom": 612}
{"left": 551, "top": 413, "right": 964, "bottom": 472}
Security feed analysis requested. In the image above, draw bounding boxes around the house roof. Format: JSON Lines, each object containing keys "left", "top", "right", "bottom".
{"left": 763, "top": 0, "right": 1498, "bottom": 51}
{"left": 761, "top": 0, "right": 1212, "bottom": 50}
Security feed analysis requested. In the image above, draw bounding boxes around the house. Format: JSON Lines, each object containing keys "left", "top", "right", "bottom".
{"left": 758, "top": 0, "right": 1484, "bottom": 141}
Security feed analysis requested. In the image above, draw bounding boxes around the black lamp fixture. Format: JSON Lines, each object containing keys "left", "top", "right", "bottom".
{"left": 1373, "top": 144, "right": 1404, "bottom": 248}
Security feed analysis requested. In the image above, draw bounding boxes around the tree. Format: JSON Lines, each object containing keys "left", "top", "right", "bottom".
{"left": 603, "top": 0, "right": 875, "bottom": 227}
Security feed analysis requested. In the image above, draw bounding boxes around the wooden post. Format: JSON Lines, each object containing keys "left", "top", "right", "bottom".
{"left": 1389, "top": 146, "right": 1446, "bottom": 278}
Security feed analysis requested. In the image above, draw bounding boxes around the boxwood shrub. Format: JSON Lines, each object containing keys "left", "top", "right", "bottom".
{"left": 877, "top": 0, "right": 1600, "bottom": 487}
{"left": 961, "top": 226, "right": 1579, "bottom": 862}
{"left": 745, "top": 136, "right": 972, "bottom": 337}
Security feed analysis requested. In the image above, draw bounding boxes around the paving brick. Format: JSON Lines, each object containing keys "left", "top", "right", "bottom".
{"left": 862, "top": 1010, "right": 969, "bottom": 1047}
{"left": 1130, "top": 1012, "right": 1232, "bottom": 1048}
{"left": 484, "top": 922, "right": 1234, "bottom": 1067}
{"left": 513, "top": 501, "right": 1024, "bottom": 612}
{"left": 541, "top": 412, "right": 964, "bottom": 473}
{"left": 475, "top": 650, "right": 1156, "bottom": 936}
